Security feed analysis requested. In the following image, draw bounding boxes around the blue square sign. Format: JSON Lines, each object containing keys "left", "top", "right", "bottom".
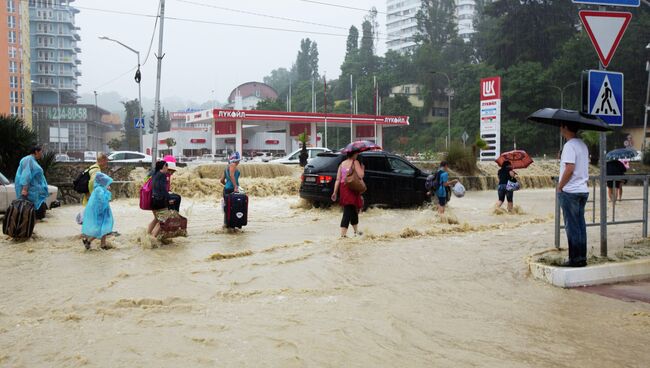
{"left": 134, "top": 117, "right": 145, "bottom": 129}
{"left": 572, "top": 0, "right": 639, "bottom": 7}
{"left": 588, "top": 70, "right": 624, "bottom": 126}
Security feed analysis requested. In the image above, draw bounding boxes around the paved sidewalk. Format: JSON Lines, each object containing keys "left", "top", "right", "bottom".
{"left": 578, "top": 280, "right": 650, "bottom": 303}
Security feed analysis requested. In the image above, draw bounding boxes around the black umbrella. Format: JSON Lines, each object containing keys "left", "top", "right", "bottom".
{"left": 606, "top": 148, "right": 637, "bottom": 161}
{"left": 527, "top": 108, "right": 612, "bottom": 132}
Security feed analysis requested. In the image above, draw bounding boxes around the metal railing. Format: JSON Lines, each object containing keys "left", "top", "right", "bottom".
{"left": 554, "top": 175, "right": 650, "bottom": 254}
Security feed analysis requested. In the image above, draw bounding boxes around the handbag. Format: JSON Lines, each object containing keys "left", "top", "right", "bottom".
{"left": 344, "top": 162, "right": 367, "bottom": 194}
{"left": 506, "top": 180, "right": 520, "bottom": 191}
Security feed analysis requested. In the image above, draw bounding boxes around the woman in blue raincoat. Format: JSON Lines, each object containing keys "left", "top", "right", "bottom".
{"left": 15, "top": 146, "right": 49, "bottom": 219}
{"left": 81, "top": 172, "right": 114, "bottom": 250}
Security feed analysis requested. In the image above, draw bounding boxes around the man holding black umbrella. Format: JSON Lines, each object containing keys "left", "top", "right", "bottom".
{"left": 557, "top": 123, "right": 590, "bottom": 267}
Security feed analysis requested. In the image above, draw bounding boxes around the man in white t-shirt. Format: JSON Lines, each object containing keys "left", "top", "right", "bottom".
{"left": 557, "top": 123, "right": 590, "bottom": 267}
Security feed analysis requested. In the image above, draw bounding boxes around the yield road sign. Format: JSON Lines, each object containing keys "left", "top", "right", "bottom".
{"left": 572, "top": 0, "right": 640, "bottom": 6}
{"left": 588, "top": 70, "right": 624, "bottom": 126}
{"left": 579, "top": 11, "right": 632, "bottom": 68}
{"left": 134, "top": 117, "right": 145, "bottom": 129}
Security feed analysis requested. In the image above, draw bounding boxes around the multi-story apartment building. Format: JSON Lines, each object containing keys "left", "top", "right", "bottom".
{"left": 386, "top": 0, "right": 480, "bottom": 53}
{"left": 29, "top": 0, "right": 81, "bottom": 106}
{"left": 456, "top": 0, "right": 477, "bottom": 41}
{"left": 386, "top": 0, "right": 421, "bottom": 53}
{"left": 1, "top": 0, "right": 33, "bottom": 126}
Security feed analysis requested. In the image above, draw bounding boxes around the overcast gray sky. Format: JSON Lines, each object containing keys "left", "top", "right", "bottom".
{"left": 77, "top": 0, "right": 387, "bottom": 105}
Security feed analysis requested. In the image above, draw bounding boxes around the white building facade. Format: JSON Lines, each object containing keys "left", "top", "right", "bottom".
{"left": 386, "top": 0, "right": 479, "bottom": 53}
{"left": 386, "top": 0, "right": 421, "bottom": 53}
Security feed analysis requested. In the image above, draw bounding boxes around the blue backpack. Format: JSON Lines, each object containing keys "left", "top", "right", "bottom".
{"left": 425, "top": 170, "right": 443, "bottom": 192}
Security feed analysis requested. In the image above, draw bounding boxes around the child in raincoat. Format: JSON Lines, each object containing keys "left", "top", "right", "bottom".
{"left": 81, "top": 172, "right": 114, "bottom": 250}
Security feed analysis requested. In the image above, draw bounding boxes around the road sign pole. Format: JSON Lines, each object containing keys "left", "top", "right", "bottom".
{"left": 598, "top": 5, "right": 608, "bottom": 258}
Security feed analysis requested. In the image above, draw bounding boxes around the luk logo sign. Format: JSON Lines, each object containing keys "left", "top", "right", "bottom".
{"left": 480, "top": 77, "right": 501, "bottom": 101}
{"left": 217, "top": 110, "right": 247, "bottom": 119}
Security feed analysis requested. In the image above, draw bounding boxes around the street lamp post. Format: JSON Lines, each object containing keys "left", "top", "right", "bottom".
{"left": 431, "top": 71, "right": 453, "bottom": 149}
{"left": 56, "top": 72, "right": 61, "bottom": 154}
{"left": 551, "top": 81, "right": 578, "bottom": 151}
{"left": 99, "top": 36, "right": 143, "bottom": 153}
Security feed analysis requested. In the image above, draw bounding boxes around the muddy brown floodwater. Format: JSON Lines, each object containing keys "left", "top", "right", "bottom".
{"left": 1, "top": 187, "right": 649, "bottom": 367}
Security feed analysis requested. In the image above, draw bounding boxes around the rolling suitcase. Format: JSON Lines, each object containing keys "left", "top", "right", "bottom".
{"left": 225, "top": 193, "right": 248, "bottom": 228}
{"left": 2, "top": 199, "right": 36, "bottom": 239}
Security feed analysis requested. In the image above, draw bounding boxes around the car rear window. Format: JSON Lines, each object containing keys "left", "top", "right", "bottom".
{"left": 307, "top": 153, "right": 343, "bottom": 172}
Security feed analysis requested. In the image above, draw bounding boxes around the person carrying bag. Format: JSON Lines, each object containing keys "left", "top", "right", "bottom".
{"left": 331, "top": 150, "right": 365, "bottom": 237}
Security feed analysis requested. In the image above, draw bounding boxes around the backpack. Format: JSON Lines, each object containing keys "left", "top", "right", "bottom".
{"left": 139, "top": 176, "right": 153, "bottom": 210}
{"left": 425, "top": 170, "right": 443, "bottom": 192}
{"left": 73, "top": 169, "right": 91, "bottom": 194}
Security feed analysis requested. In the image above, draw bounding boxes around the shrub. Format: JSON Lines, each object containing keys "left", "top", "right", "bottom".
{"left": 0, "top": 115, "right": 37, "bottom": 179}
{"left": 37, "top": 151, "right": 59, "bottom": 181}
{"left": 643, "top": 147, "right": 650, "bottom": 166}
{"left": 445, "top": 143, "right": 477, "bottom": 175}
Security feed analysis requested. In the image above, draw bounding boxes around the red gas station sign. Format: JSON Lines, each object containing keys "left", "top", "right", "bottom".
{"left": 355, "top": 125, "right": 375, "bottom": 137}
{"left": 215, "top": 121, "right": 236, "bottom": 135}
{"left": 265, "top": 139, "right": 280, "bottom": 145}
{"left": 190, "top": 138, "right": 206, "bottom": 144}
{"left": 480, "top": 77, "right": 501, "bottom": 100}
{"left": 289, "top": 123, "right": 310, "bottom": 137}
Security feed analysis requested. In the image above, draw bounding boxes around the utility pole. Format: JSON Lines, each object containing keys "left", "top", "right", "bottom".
{"left": 598, "top": 4, "right": 607, "bottom": 257}
{"left": 150, "top": 0, "right": 166, "bottom": 170}
{"left": 642, "top": 45, "right": 650, "bottom": 152}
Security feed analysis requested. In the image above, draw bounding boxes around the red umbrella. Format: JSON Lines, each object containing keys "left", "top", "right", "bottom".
{"left": 495, "top": 150, "right": 533, "bottom": 169}
{"left": 341, "top": 140, "right": 381, "bottom": 154}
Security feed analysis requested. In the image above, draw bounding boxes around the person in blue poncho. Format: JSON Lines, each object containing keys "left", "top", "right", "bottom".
{"left": 81, "top": 172, "right": 114, "bottom": 250}
{"left": 15, "top": 146, "right": 49, "bottom": 220}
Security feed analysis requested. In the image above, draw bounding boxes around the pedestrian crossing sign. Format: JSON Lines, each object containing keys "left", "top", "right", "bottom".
{"left": 134, "top": 117, "right": 145, "bottom": 129}
{"left": 588, "top": 70, "right": 624, "bottom": 126}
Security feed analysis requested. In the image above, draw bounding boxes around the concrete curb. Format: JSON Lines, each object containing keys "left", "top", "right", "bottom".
{"left": 528, "top": 258, "right": 650, "bottom": 288}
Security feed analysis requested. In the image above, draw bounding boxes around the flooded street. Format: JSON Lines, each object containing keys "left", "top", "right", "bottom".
{"left": 1, "top": 188, "right": 649, "bottom": 367}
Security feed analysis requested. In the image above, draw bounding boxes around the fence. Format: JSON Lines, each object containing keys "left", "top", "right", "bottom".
{"left": 554, "top": 174, "right": 650, "bottom": 256}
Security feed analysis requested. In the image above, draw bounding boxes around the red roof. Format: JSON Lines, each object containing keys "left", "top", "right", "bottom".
{"left": 228, "top": 82, "right": 278, "bottom": 103}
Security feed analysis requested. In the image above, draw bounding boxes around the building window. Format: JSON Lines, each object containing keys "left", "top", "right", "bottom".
{"left": 8, "top": 15, "right": 15, "bottom": 28}
{"left": 404, "top": 86, "right": 410, "bottom": 94}
{"left": 10, "top": 105, "right": 18, "bottom": 115}
{"left": 10, "top": 91, "right": 18, "bottom": 103}
{"left": 9, "top": 76, "right": 17, "bottom": 88}
{"left": 7, "top": 0, "right": 15, "bottom": 13}
{"left": 8, "top": 46, "right": 16, "bottom": 58}
{"left": 9, "top": 60, "right": 16, "bottom": 73}
{"left": 8, "top": 30, "right": 16, "bottom": 44}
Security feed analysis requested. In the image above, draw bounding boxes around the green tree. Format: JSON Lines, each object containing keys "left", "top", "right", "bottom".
{"left": 122, "top": 99, "right": 141, "bottom": 151}
{"left": 415, "top": 0, "right": 458, "bottom": 47}
{"left": 256, "top": 98, "right": 285, "bottom": 111}
{"left": 359, "top": 20, "right": 377, "bottom": 76}
{"left": 473, "top": 0, "right": 578, "bottom": 69}
{"left": 107, "top": 137, "right": 124, "bottom": 151}
{"left": 150, "top": 108, "right": 171, "bottom": 133}
{"left": 263, "top": 67, "right": 292, "bottom": 97}
{"left": 0, "top": 115, "right": 37, "bottom": 179}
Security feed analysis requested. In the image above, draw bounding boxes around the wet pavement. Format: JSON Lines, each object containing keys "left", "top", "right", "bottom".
{"left": 1, "top": 187, "right": 649, "bottom": 367}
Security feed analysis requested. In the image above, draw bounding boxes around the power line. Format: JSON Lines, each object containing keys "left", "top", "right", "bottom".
{"left": 298, "top": 0, "right": 386, "bottom": 15}
{"left": 94, "top": 66, "right": 138, "bottom": 90}
{"left": 176, "top": 0, "right": 348, "bottom": 30}
{"left": 142, "top": 0, "right": 161, "bottom": 66}
{"left": 23, "top": 1, "right": 386, "bottom": 39}
{"left": 72, "top": 4, "right": 385, "bottom": 39}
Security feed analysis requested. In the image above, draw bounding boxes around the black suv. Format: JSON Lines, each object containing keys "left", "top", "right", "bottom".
{"left": 300, "top": 151, "right": 430, "bottom": 208}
